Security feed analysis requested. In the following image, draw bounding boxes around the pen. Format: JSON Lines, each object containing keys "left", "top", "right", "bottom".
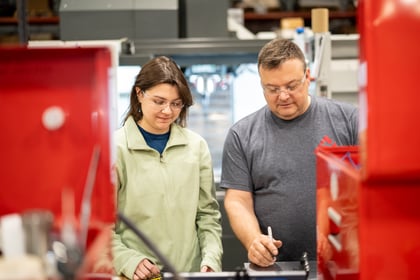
{"left": 267, "top": 226, "right": 277, "bottom": 262}
{"left": 267, "top": 226, "right": 273, "bottom": 243}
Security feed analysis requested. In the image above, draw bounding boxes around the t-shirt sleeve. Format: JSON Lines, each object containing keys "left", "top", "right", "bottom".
{"left": 219, "top": 127, "right": 253, "bottom": 192}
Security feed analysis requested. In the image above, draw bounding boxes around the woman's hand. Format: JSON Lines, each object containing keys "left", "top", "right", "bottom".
{"left": 200, "top": 265, "right": 214, "bottom": 272}
{"left": 133, "top": 259, "right": 161, "bottom": 280}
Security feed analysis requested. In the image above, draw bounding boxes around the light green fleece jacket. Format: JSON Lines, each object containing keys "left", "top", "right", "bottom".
{"left": 112, "top": 116, "right": 223, "bottom": 279}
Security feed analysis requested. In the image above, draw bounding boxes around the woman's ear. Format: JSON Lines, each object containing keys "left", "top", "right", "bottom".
{"left": 136, "top": 87, "right": 143, "bottom": 104}
{"left": 135, "top": 87, "right": 141, "bottom": 95}
{"left": 136, "top": 87, "right": 143, "bottom": 102}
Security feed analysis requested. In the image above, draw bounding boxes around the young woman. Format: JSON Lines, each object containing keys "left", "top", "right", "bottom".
{"left": 112, "top": 56, "right": 223, "bottom": 280}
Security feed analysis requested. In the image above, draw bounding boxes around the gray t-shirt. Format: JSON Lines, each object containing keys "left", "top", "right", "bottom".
{"left": 220, "top": 95, "right": 358, "bottom": 261}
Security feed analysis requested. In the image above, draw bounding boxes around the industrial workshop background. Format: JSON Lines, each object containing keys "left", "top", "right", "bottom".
{"left": 1, "top": 0, "right": 418, "bottom": 280}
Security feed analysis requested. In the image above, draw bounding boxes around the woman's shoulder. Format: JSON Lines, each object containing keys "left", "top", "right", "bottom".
{"left": 171, "top": 124, "right": 207, "bottom": 144}
{"left": 113, "top": 117, "right": 135, "bottom": 144}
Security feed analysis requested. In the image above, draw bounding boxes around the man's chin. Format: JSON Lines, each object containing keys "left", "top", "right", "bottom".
{"left": 275, "top": 109, "right": 297, "bottom": 120}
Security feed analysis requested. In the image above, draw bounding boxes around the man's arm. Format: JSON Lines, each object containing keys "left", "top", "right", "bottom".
{"left": 224, "top": 189, "right": 281, "bottom": 267}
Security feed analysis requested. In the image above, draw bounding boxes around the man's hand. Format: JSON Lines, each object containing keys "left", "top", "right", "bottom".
{"left": 247, "top": 233, "right": 282, "bottom": 267}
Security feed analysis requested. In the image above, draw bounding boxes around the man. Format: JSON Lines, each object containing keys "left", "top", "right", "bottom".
{"left": 220, "top": 38, "right": 358, "bottom": 267}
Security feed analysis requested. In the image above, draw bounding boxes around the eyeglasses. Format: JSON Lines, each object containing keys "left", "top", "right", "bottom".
{"left": 262, "top": 72, "right": 306, "bottom": 96}
{"left": 142, "top": 91, "right": 184, "bottom": 111}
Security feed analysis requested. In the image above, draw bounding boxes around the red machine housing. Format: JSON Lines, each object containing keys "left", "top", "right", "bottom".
{"left": 0, "top": 46, "right": 116, "bottom": 277}
{"left": 316, "top": 146, "right": 360, "bottom": 280}
{"left": 358, "top": 0, "right": 420, "bottom": 182}
{"left": 316, "top": 145, "right": 420, "bottom": 280}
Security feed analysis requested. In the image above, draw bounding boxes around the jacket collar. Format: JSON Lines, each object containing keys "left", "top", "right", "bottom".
{"left": 125, "top": 116, "right": 188, "bottom": 150}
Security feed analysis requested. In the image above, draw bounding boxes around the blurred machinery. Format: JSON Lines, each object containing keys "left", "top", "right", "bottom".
{"left": 0, "top": 46, "right": 116, "bottom": 279}
{"left": 58, "top": 0, "right": 359, "bottom": 104}
{"left": 59, "top": 0, "right": 229, "bottom": 40}
{"left": 59, "top": 0, "right": 179, "bottom": 40}
{"left": 311, "top": 8, "right": 332, "bottom": 98}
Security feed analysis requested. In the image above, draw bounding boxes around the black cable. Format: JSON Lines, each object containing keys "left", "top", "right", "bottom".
{"left": 117, "top": 211, "right": 184, "bottom": 280}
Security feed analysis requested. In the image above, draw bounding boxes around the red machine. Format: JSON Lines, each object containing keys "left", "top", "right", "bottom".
{"left": 316, "top": 145, "right": 360, "bottom": 280}
{"left": 358, "top": 0, "right": 420, "bottom": 182}
{"left": 0, "top": 46, "right": 116, "bottom": 278}
{"left": 316, "top": 144, "right": 420, "bottom": 280}
{"left": 316, "top": 0, "right": 420, "bottom": 279}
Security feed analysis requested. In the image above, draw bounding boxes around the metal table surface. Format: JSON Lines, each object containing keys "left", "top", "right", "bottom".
{"left": 162, "top": 261, "right": 318, "bottom": 280}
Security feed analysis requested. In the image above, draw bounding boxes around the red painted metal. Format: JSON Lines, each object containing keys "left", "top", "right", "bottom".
{"left": 0, "top": 46, "right": 116, "bottom": 276}
{"left": 358, "top": 0, "right": 420, "bottom": 182}
{"left": 316, "top": 145, "right": 360, "bottom": 280}
{"left": 316, "top": 145, "right": 420, "bottom": 280}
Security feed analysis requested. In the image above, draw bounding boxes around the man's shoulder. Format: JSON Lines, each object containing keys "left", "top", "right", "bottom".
{"left": 315, "top": 95, "right": 356, "bottom": 109}
{"left": 314, "top": 96, "right": 358, "bottom": 116}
